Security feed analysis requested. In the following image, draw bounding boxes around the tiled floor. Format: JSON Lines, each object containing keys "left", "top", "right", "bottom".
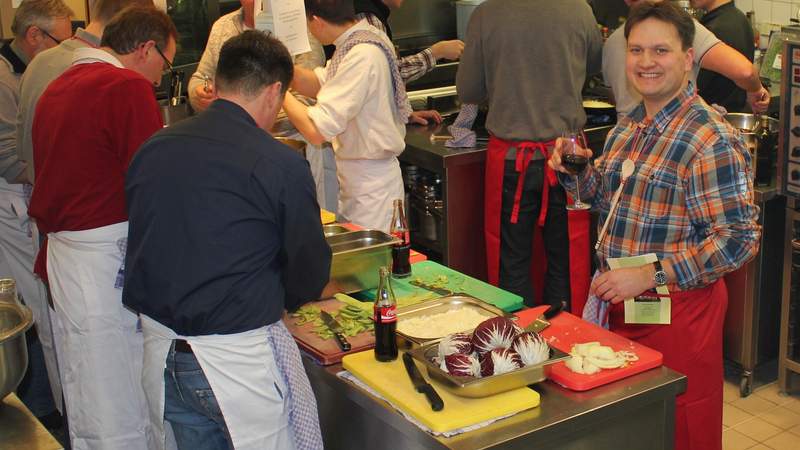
{"left": 722, "top": 381, "right": 800, "bottom": 450}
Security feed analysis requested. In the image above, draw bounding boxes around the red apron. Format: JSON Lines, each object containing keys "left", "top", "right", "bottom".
{"left": 484, "top": 135, "right": 591, "bottom": 312}
{"left": 610, "top": 279, "right": 727, "bottom": 450}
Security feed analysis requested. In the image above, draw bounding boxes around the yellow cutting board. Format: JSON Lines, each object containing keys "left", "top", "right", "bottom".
{"left": 321, "top": 209, "right": 336, "bottom": 224}
{"left": 342, "top": 350, "right": 540, "bottom": 433}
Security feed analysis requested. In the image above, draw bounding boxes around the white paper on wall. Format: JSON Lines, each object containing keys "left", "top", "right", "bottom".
{"left": 271, "top": 0, "right": 310, "bottom": 56}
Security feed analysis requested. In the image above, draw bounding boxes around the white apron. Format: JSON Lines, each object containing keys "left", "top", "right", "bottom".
{"left": 336, "top": 157, "right": 404, "bottom": 232}
{"left": 46, "top": 222, "right": 150, "bottom": 450}
{"left": 0, "top": 179, "right": 62, "bottom": 412}
{"left": 140, "top": 315, "right": 295, "bottom": 450}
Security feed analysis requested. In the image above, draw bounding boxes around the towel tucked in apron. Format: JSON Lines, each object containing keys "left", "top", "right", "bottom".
{"left": 140, "top": 315, "right": 323, "bottom": 450}
{"left": 46, "top": 221, "right": 150, "bottom": 450}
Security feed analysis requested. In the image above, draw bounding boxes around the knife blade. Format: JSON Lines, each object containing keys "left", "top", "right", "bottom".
{"left": 408, "top": 280, "right": 452, "bottom": 296}
{"left": 402, "top": 352, "right": 444, "bottom": 411}
{"left": 525, "top": 300, "right": 565, "bottom": 333}
{"left": 320, "top": 311, "right": 351, "bottom": 352}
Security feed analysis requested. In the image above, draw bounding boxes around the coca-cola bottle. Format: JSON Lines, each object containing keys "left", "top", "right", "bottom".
{"left": 374, "top": 267, "right": 398, "bottom": 362}
{"left": 389, "top": 198, "right": 411, "bottom": 278}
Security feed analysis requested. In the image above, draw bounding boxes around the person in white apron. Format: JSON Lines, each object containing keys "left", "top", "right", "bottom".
{"left": 26, "top": 7, "right": 178, "bottom": 449}
{"left": 123, "top": 31, "right": 332, "bottom": 450}
{"left": 283, "top": 0, "right": 410, "bottom": 233}
{"left": 0, "top": 0, "right": 75, "bottom": 419}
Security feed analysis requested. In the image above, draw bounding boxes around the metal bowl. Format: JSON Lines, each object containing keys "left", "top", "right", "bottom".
{"left": 275, "top": 138, "right": 307, "bottom": 158}
{"left": 0, "top": 302, "right": 33, "bottom": 400}
{"left": 724, "top": 113, "right": 779, "bottom": 154}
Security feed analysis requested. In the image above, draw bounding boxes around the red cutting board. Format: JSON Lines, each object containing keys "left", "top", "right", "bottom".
{"left": 283, "top": 298, "right": 374, "bottom": 365}
{"left": 515, "top": 306, "right": 663, "bottom": 391}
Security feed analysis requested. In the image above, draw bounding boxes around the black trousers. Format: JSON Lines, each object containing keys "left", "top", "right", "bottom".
{"left": 499, "top": 159, "right": 571, "bottom": 308}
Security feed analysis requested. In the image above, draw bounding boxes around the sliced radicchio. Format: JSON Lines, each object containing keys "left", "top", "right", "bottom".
{"left": 480, "top": 348, "right": 522, "bottom": 377}
{"left": 444, "top": 353, "right": 482, "bottom": 377}
{"left": 512, "top": 331, "right": 550, "bottom": 366}
{"left": 437, "top": 332, "right": 473, "bottom": 360}
{"left": 471, "top": 317, "right": 520, "bottom": 354}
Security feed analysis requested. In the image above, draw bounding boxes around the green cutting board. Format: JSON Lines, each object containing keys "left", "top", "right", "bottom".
{"left": 356, "top": 261, "right": 523, "bottom": 312}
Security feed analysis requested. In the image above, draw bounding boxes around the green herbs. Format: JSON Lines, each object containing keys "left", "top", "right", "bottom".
{"left": 292, "top": 304, "right": 373, "bottom": 340}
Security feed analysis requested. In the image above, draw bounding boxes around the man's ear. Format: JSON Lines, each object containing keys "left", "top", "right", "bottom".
{"left": 134, "top": 40, "right": 157, "bottom": 64}
{"left": 684, "top": 47, "right": 694, "bottom": 72}
{"left": 24, "top": 26, "right": 43, "bottom": 47}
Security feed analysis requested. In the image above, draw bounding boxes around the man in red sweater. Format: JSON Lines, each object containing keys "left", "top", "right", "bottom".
{"left": 28, "top": 6, "right": 176, "bottom": 449}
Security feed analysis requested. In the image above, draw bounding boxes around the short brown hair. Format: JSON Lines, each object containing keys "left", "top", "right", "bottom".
{"left": 100, "top": 5, "right": 177, "bottom": 55}
{"left": 91, "top": 0, "right": 153, "bottom": 24}
{"left": 11, "top": 0, "right": 74, "bottom": 38}
{"left": 304, "top": 0, "right": 355, "bottom": 25}
{"left": 624, "top": 1, "right": 695, "bottom": 50}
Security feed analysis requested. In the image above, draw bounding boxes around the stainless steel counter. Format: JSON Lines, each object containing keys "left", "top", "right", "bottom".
{"left": 305, "top": 357, "right": 686, "bottom": 450}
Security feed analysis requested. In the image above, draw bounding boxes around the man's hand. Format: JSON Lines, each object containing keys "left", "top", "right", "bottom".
{"left": 548, "top": 137, "right": 593, "bottom": 174}
{"left": 408, "top": 110, "right": 443, "bottom": 126}
{"left": 431, "top": 40, "right": 465, "bottom": 61}
{"left": 589, "top": 265, "right": 655, "bottom": 304}
{"left": 746, "top": 86, "right": 770, "bottom": 114}
{"left": 191, "top": 83, "right": 217, "bottom": 112}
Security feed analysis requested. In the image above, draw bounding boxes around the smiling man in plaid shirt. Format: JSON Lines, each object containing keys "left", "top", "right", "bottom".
{"left": 550, "top": 2, "right": 759, "bottom": 450}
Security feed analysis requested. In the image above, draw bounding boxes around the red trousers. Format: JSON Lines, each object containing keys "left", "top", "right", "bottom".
{"left": 610, "top": 279, "right": 727, "bottom": 450}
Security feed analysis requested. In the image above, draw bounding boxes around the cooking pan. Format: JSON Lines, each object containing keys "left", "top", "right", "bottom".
{"left": 583, "top": 99, "right": 616, "bottom": 116}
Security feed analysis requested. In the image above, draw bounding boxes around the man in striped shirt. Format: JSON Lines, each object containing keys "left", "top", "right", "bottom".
{"left": 550, "top": 2, "right": 759, "bottom": 450}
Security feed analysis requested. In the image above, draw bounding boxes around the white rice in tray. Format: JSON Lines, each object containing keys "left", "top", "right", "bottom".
{"left": 397, "top": 308, "right": 494, "bottom": 339}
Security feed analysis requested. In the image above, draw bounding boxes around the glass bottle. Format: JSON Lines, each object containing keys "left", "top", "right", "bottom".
{"left": 374, "top": 267, "right": 398, "bottom": 362}
{"left": 389, "top": 198, "right": 411, "bottom": 278}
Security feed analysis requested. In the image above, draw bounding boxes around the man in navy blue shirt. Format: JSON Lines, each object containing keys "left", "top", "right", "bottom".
{"left": 123, "top": 31, "right": 331, "bottom": 449}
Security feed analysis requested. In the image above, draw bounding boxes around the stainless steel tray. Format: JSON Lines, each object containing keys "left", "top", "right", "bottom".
{"left": 326, "top": 230, "right": 400, "bottom": 294}
{"left": 395, "top": 295, "right": 508, "bottom": 349}
{"left": 408, "top": 342, "right": 570, "bottom": 398}
{"left": 322, "top": 224, "right": 350, "bottom": 237}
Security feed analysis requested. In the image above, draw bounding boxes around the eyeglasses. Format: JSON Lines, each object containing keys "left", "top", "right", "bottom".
{"left": 39, "top": 27, "right": 62, "bottom": 45}
{"left": 154, "top": 44, "right": 173, "bottom": 72}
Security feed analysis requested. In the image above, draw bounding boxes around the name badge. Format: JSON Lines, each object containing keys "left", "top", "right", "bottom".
{"left": 607, "top": 253, "right": 671, "bottom": 325}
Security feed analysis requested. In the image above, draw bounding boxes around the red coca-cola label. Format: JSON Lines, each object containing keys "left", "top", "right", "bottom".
{"left": 374, "top": 304, "right": 397, "bottom": 323}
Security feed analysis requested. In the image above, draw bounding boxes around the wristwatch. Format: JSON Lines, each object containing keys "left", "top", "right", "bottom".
{"left": 653, "top": 260, "right": 667, "bottom": 287}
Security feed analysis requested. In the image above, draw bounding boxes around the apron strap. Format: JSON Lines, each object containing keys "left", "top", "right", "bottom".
{"left": 510, "top": 141, "right": 556, "bottom": 226}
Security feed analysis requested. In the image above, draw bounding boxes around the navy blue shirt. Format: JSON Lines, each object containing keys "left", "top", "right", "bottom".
{"left": 123, "top": 99, "right": 331, "bottom": 336}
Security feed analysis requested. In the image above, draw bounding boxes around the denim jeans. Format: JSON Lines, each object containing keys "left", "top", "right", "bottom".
{"left": 164, "top": 345, "right": 233, "bottom": 450}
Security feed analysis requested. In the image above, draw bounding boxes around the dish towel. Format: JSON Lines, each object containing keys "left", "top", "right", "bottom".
{"left": 445, "top": 104, "right": 479, "bottom": 148}
{"left": 581, "top": 270, "right": 610, "bottom": 329}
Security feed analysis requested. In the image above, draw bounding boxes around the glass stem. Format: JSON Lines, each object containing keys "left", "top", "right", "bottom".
{"left": 574, "top": 175, "right": 582, "bottom": 206}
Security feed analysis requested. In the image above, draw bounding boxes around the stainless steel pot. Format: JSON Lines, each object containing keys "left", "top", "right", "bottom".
{"left": 724, "top": 113, "right": 779, "bottom": 151}
{"left": 0, "top": 302, "right": 33, "bottom": 400}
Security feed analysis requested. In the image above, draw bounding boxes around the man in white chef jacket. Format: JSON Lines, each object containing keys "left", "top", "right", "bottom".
{"left": 283, "top": 0, "right": 409, "bottom": 232}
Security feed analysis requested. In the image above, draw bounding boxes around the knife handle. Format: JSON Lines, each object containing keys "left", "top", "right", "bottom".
{"left": 543, "top": 301, "right": 566, "bottom": 320}
{"left": 333, "top": 332, "right": 351, "bottom": 352}
{"left": 420, "top": 385, "right": 444, "bottom": 411}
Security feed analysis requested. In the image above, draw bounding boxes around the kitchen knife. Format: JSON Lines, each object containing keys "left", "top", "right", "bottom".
{"left": 409, "top": 280, "right": 452, "bottom": 296}
{"left": 320, "top": 311, "right": 352, "bottom": 352}
{"left": 525, "top": 301, "right": 565, "bottom": 333}
{"left": 402, "top": 352, "right": 444, "bottom": 411}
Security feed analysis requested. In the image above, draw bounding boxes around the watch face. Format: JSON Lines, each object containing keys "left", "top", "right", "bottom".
{"left": 654, "top": 271, "right": 667, "bottom": 286}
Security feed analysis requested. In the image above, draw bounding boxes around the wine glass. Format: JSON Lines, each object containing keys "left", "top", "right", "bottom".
{"left": 561, "top": 131, "right": 591, "bottom": 211}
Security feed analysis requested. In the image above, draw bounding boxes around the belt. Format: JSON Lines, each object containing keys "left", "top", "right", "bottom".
{"left": 174, "top": 339, "right": 193, "bottom": 353}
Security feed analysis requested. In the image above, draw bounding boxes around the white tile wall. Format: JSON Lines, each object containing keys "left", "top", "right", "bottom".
{"left": 735, "top": 0, "right": 799, "bottom": 26}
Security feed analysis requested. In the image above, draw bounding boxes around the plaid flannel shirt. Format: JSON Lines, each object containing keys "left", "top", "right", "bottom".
{"left": 356, "top": 12, "right": 436, "bottom": 84}
{"left": 561, "top": 83, "right": 761, "bottom": 290}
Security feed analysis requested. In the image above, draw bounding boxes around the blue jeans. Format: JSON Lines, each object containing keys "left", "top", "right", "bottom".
{"left": 164, "top": 345, "right": 233, "bottom": 450}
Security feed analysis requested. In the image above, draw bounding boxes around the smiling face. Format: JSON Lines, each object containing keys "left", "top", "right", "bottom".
{"left": 625, "top": 17, "right": 693, "bottom": 115}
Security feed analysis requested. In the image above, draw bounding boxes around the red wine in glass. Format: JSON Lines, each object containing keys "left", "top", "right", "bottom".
{"left": 561, "top": 154, "right": 589, "bottom": 175}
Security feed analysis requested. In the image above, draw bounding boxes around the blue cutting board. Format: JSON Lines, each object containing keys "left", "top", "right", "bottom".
{"left": 356, "top": 261, "right": 523, "bottom": 312}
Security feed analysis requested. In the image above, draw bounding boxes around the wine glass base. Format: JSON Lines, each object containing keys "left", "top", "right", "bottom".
{"left": 566, "top": 203, "right": 591, "bottom": 211}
